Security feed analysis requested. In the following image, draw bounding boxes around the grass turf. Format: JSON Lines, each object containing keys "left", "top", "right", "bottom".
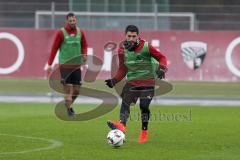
{"left": 0, "top": 103, "right": 239, "bottom": 160}
{"left": 0, "top": 78, "right": 240, "bottom": 98}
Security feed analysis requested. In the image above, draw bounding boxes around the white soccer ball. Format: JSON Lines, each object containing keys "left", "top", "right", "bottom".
{"left": 107, "top": 129, "right": 125, "bottom": 147}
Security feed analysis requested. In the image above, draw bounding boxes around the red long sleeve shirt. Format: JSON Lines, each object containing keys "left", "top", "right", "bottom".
{"left": 114, "top": 38, "right": 167, "bottom": 86}
{"left": 48, "top": 24, "right": 88, "bottom": 65}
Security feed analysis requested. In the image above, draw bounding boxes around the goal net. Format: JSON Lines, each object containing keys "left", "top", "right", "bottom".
{"left": 35, "top": 11, "right": 196, "bottom": 31}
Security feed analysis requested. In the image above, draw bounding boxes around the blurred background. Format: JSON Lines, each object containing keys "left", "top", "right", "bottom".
{"left": 1, "top": 0, "right": 240, "bottom": 30}
{"left": 0, "top": 2, "right": 240, "bottom": 159}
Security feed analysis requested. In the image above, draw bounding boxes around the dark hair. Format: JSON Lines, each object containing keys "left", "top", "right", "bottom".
{"left": 66, "top": 12, "right": 75, "bottom": 19}
{"left": 125, "top": 25, "right": 139, "bottom": 35}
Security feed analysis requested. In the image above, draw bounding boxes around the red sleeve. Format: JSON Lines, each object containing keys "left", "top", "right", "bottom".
{"left": 113, "top": 47, "right": 127, "bottom": 82}
{"left": 48, "top": 30, "right": 64, "bottom": 65}
{"left": 81, "top": 30, "right": 88, "bottom": 55}
{"left": 148, "top": 44, "right": 167, "bottom": 67}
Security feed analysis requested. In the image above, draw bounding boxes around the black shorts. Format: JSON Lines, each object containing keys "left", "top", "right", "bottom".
{"left": 121, "top": 83, "right": 154, "bottom": 106}
{"left": 60, "top": 67, "right": 82, "bottom": 85}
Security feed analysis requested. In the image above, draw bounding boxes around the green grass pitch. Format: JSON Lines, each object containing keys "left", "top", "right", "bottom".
{"left": 0, "top": 78, "right": 240, "bottom": 98}
{"left": 0, "top": 103, "right": 240, "bottom": 160}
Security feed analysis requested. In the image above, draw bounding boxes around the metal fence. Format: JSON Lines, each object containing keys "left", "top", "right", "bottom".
{"left": 0, "top": 0, "right": 240, "bottom": 31}
{"left": 35, "top": 9, "right": 196, "bottom": 31}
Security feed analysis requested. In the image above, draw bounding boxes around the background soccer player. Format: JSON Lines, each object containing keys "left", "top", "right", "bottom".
{"left": 105, "top": 25, "right": 167, "bottom": 143}
{"left": 47, "top": 12, "right": 88, "bottom": 117}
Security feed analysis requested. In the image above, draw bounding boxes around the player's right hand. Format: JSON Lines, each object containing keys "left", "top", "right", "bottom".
{"left": 105, "top": 79, "right": 116, "bottom": 88}
{"left": 82, "top": 54, "right": 87, "bottom": 64}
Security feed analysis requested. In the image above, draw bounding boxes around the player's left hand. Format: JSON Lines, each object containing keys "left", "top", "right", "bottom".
{"left": 105, "top": 79, "right": 117, "bottom": 88}
{"left": 157, "top": 65, "right": 168, "bottom": 79}
{"left": 46, "top": 65, "right": 53, "bottom": 77}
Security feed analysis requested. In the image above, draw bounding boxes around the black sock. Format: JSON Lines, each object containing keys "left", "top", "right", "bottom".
{"left": 140, "top": 98, "right": 152, "bottom": 131}
{"left": 70, "top": 107, "right": 75, "bottom": 113}
{"left": 119, "top": 102, "right": 130, "bottom": 127}
{"left": 141, "top": 113, "right": 149, "bottom": 130}
{"left": 142, "top": 122, "right": 148, "bottom": 130}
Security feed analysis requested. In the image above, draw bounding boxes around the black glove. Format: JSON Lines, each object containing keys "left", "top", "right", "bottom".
{"left": 156, "top": 65, "right": 168, "bottom": 79}
{"left": 105, "top": 79, "right": 117, "bottom": 88}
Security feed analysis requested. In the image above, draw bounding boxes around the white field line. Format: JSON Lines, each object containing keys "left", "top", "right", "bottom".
{"left": 0, "top": 95, "right": 240, "bottom": 106}
{"left": 0, "top": 133, "right": 63, "bottom": 155}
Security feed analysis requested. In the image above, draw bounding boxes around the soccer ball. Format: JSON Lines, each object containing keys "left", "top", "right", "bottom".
{"left": 107, "top": 129, "right": 125, "bottom": 147}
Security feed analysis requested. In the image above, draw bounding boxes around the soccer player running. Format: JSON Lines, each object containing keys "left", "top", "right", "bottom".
{"left": 105, "top": 25, "right": 167, "bottom": 143}
{"left": 47, "top": 13, "right": 88, "bottom": 117}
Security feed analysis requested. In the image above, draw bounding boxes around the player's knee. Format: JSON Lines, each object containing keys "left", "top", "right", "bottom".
{"left": 141, "top": 108, "right": 150, "bottom": 114}
{"left": 63, "top": 84, "right": 72, "bottom": 94}
{"left": 140, "top": 103, "right": 150, "bottom": 111}
{"left": 121, "top": 102, "right": 130, "bottom": 109}
{"left": 73, "top": 88, "right": 80, "bottom": 95}
{"left": 140, "top": 104, "right": 150, "bottom": 114}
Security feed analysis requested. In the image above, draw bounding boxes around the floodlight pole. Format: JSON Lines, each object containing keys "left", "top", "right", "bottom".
{"left": 154, "top": 3, "right": 158, "bottom": 30}
{"left": 51, "top": 2, "right": 55, "bottom": 29}
{"left": 69, "top": 0, "right": 73, "bottom": 11}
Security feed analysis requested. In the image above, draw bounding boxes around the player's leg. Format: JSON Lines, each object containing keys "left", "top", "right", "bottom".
{"left": 63, "top": 84, "right": 72, "bottom": 108}
{"left": 63, "top": 84, "right": 75, "bottom": 117}
{"left": 60, "top": 66, "right": 75, "bottom": 117}
{"left": 107, "top": 83, "right": 137, "bottom": 133}
{"left": 119, "top": 101, "right": 130, "bottom": 126}
{"left": 138, "top": 93, "right": 153, "bottom": 143}
{"left": 63, "top": 67, "right": 82, "bottom": 117}
{"left": 140, "top": 97, "right": 151, "bottom": 130}
{"left": 71, "top": 68, "right": 81, "bottom": 104}
{"left": 107, "top": 101, "right": 129, "bottom": 133}
{"left": 72, "top": 85, "right": 80, "bottom": 103}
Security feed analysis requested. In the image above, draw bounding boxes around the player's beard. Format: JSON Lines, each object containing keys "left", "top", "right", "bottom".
{"left": 123, "top": 39, "right": 139, "bottom": 51}
{"left": 69, "top": 24, "right": 76, "bottom": 30}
